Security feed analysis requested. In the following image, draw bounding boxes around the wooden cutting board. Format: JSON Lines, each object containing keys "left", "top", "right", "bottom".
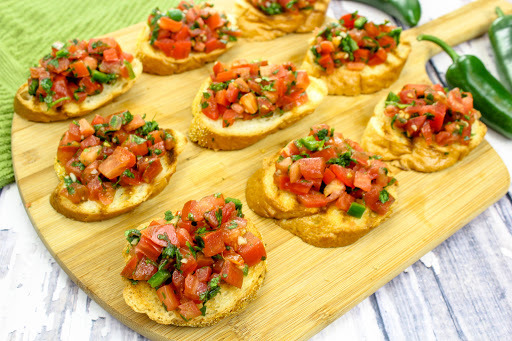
{"left": 11, "top": 0, "right": 511, "bottom": 339}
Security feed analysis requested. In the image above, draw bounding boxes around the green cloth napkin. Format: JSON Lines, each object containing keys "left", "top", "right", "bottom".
{"left": 0, "top": 0, "right": 182, "bottom": 188}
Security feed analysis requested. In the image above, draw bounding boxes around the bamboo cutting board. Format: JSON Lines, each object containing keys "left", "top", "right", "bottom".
{"left": 11, "top": 0, "right": 511, "bottom": 339}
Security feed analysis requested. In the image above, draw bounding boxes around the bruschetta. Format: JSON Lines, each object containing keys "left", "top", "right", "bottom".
{"left": 189, "top": 59, "right": 328, "bottom": 150}
{"left": 50, "top": 111, "right": 187, "bottom": 221}
{"left": 136, "top": 1, "right": 241, "bottom": 75}
{"left": 14, "top": 38, "right": 142, "bottom": 122}
{"left": 361, "top": 84, "right": 487, "bottom": 172}
{"left": 301, "top": 13, "right": 411, "bottom": 96}
{"left": 246, "top": 124, "right": 398, "bottom": 247}
{"left": 121, "top": 193, "right": 267, "bottom": 326}
{"left": 235, "top": 0, "right": 330, "bottom": 41}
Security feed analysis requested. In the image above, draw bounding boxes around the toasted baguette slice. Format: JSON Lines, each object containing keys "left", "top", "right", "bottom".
{"left": 246, "top": 153, "right": 398, "bottom": 247}
{"left": 136, "top": 22, "right": 237, "bottom": 76}
{"left": 234, "top": 0, "right": 330, "bottom": 41}
{"left": 14, "top": 59, "right": 142, "bottom": 123}
{"left": 122, "top": 218, "right": 267, "bottom": 327}
{"left": 189, "top": 76, "right": 327, "bottom": 150}
{"left": 361, "top": 91, "right": 487, "bottom": 172}
{"left": 50, "top": 129, "right": 187, "bottom": 221}
{"left": 301, "top": 38, "right": 411, "bottom": 96}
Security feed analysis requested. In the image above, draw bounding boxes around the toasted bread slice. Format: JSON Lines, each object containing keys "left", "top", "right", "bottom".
{"left": 189, "top": 76, "right": 327, "bottom": 150}
{"left": 14, "top": 59, "right": 142, "bottom": 123}
{"left": 50, "top": 129, "right": 187, "bottom": 221}
{"left": 301, "top": 38, "right": 411, "bottom": 96}
{"left": 122, "top": 218, "right": 267, "bottom": 327}
{"left": 234, "top": 0, "right": 330, "bottom": 41}
{"left": 246, "top": 152, "right": 398, "bottom": 247}
{"left": 361, "top": 92, "right": 487, "bottom": 172}
{"left": 136, "top": 23, "right": 237, "bottom": 76}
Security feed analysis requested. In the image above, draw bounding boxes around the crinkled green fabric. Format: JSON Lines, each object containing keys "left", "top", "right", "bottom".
{"left": 0, "top": 0, "right": 181, "bottom": 188}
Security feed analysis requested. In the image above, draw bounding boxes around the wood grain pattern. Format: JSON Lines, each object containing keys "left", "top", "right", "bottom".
{"left": 10, "top": 0, "right": 511, "bottom": 340}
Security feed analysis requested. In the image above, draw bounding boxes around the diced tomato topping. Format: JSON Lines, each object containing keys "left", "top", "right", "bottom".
{"left": 157, "top": 284, "right": 180, "bottom": 311}
{"left": 132, "top": 255, "right": 158, "bottom": 280}
{"left": 220, "top": 259, "right": 244, "bottom": 288}
{"left": 178, "top": 301, "right": 202, "bottom": 319}
{"left": 202, "top": 230, "right": 226, "bottom": 257}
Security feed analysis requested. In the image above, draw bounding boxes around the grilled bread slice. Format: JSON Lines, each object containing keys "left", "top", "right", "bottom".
{"left": 135, "top": 24, "right": 237, "bottom": 76}
{"left": 189, "top": 76, "right": 328, "bottom": 150}
{"left": 234, "top": 0, "right": 330, "bottom": 41}
{"left": 361, "top": 92, "right": 487, "bottom": 172}
{"left": 14, "top": 59, "right": 142, "bottom": 123}
{"left": 50, "top": 128, "right": 187, "bottom": 221}
{"left": 301, "top": 37, "right": 411, "bottom": 96}
{"left": 246, "top": 152, "right": 398, "bottom": 247}
{"left": 122, "top": 217, "right": 267, "bottom": 326}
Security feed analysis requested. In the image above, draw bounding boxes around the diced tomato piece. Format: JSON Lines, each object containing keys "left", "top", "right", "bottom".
{"left": 135, "top": 236, "right": 163, "bottom": 262}
{"left": 171, "top": 41, "right": 192, "bottom": 59}
{"left": 205, "top": 12, "right": 224, "bottom": 29}
{"left": 354, "top": 171, "right": 372, "bottom": 192}
{"left": 179, "top": 247, "right": 198, "bottom": 276}
{"left": 220, "top": 259, "right": 244, "bottom": 288}
{"left": 121, "top": 252, "right": 143, "bottom": 279}
{"left": 297, "top": 192, "right": 331, "bottom": 208}
{"left": 405, "top": 115, "right": 427, "bottom": 137}
{"left": 215, "top": 70, "right": 237, "bottom": 82}
{"left": 196, "top": 253, "right": 214, "bottom": 268}
{"left": 79, "top": 145, "right": 101, "bottom": 166}
{"left": 123, "top": 114, "right": 145, "bottom": 132}
{"left": 377, "top": 35, "right": 396, "bottom": 51}
{"left": 157, "top": 284, "right": 180, "bottom": 311}
{"left": 98, "top": 147, "right": 136, "bottom": 179}
{"left": 367, "top": 48, "right": 387, "bottom": 66}
{"left": 142, "top": 157, "right": 162, "bottom": 183}
{"left": 132, "top": 255, "right": 158, "bottom": 280}
{"left": 196, "top": 266, "right": 212, "bottom": 282}
{"left": 80, "top": 135, "right": 100, "bottom": 150}
{"left": 363, "top": 186, "right": 395, "bottom": 215}
{"left": 172, "top": 269, "right": 185, "bottom": 293}
{"left": 335, "top": 191, "right": 356, "bottom": 211}
{"left": 205, "top": 38, "right": 226, "bottom": 53}
{"left": 212, "top": 61, "right": 227, "bottom": 75}
{"left": 61, "top": 183, "right": 88, "bottom": 204}
{"left": 79, "top": 76, "right": 103, "bottom": 95}
{"left": 65, "top": 157, "right": 83, "bottom": 180}
{"left": 103, "top": 48, "right": 119, "bottom": 62}
{"left": 159, "top": 16, "right": 183, "bottom": 32}
{"left": 143, "top": 224, "right": 179, "bottom": 247}
{"left": 176, "top": 228, "right": 193, "bottom": 247}
{"left": 323, "top": 167, "right": 336, "bottom": 185}
{"left": 317, "top": 54, "right": 334, "bottom": 74}
{"left": 223, "top": 250, "right": 244, "bottom": 266}
{"left": 297, "top": 157, "right": 325, "bottom": 180}
{"left": 221, "top": 202, "right": 237, "bottom": 224}
{"left": 203, "top": 230, "right": 226, "bottom": 257}
{"left": 284, "top": 180, "right": 314, "bottom": 195}
{"left": 330, "top": 164, "right": 355, "bottom": 187}
{"left": 57, "top": 142, "right": 80, "bottom": 164}
{"left": 71, "top": 60, "right": 90, "bottom": 78}
{"left": 184, "top": 274, "right": 207, "bottom": 300}
{"left": 340, "top": 13, "right": 359, "bottom": 29}
{"left": 178, "top": 301, "right": 202, "bottom": 319}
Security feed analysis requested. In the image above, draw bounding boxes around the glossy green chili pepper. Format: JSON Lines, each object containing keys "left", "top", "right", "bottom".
{"left": 350, "top": 0, "right": 421, "bottom": 27}
{"left": 417, "top": 34, "right": 512, "bottom": 139}
{"left": 489, "top": 7, "right": 512, "bottom": 93}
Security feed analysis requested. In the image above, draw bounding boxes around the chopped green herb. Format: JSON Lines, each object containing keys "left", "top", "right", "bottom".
{"left": 225, "top": 197, "right": 243, "bottom": 217}
{"left": 379, "top": 189, "right": 390, "bottom": 203}
{"left": 124, "top": 229, "right": 141, "bottom": 245}
{"left": 165, "top": 210, "right": 174, "bottom": 221}
{"left": 347, "top": 202, "right": 366, "bottom": 218}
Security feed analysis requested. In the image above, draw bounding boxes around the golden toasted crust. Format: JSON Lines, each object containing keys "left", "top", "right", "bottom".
{"left": 13, "top": 59, "right": 142, "bottom": 122}
{"left": 136, "top": 22, "right": 237, "bottom": 76}
{"left": 188, "top": 76, "right": 328, "bottom": 150}
{"left": 234, "top": 0, "right": 330, "bottom": 41}
{"left": 301, "top": 37, "right": 411, "bottom": 96}
{"left": 50, "top": 129, "right": 187, "bottom": 221}
{"left": 361, "top": 92, "right": 487, "bottom": 172}
{"left": 122, "top": 218, "right": 267, "bottom": 327}
{"left": 246, "top": 152, "right": 398, "bottom": 247}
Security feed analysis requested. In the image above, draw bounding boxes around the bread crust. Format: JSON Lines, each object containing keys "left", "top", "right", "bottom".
{"left": 361, "top": 92, "right": 487, "bottom": 172}
{"left": 122, "top": 218, "right": 267, "bottom": 327}
{"left": 136, "top": 23, "right": 237, "bottom": 76}
{"left": 13, "top": 59, "right": 143, "bottom": 123}
{"left": 188, "top": 76, "right": 328, "bottom": 150}
{"left": 50, "top": 129, "right": 187, "bottom": 221}
{"left": 301, "top": 37, "right": 411, "bottom": 96}
{"left": 246, "top": 152, "right": 399, "bottom": 247}
{"left": 234, "top": 0, "right": 330, "bottom": 41}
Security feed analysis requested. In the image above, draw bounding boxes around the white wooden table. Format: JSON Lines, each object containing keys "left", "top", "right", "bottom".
{"left": 2, "top": 0, "right": 512, "bottom": 340}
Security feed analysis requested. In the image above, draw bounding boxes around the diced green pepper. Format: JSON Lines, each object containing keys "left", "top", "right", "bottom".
{"left": 347, "top": 202, "right": 366, "bottom": 218}
{"left": 148, "top": 269, "right": 172, "bottom": 288}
